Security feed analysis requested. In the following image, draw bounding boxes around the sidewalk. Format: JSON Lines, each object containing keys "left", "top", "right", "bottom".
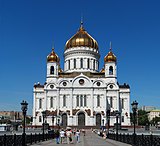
{"left": 30, "top": 130, "right": 131, "bottom": 146}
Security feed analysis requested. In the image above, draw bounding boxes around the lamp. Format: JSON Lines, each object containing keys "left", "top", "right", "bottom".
{"left": 21, "top": 100, "right": 28, "bottom": 146}
{"left": 131, "top": 100, "right": 138, "bottom": 146}
{"left": 42, "top": 110, "right": 46, "bottom": 141}
{"left": 115, "top": 110, "right": 120, "bottom": 141}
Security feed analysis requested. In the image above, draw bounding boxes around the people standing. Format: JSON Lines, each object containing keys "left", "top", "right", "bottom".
{"left": 60, "top": 128, "right": 65, "bottom": 144}
{"left": 75, "top": 129, "right": 80, "bottom": 143}
{"left": 55, "top": 129, "right": 60, "bottom": 144}
{"left": 66, "top": 129, "right": 72, "bottom": 144}
{"left": 82, "top": 129, "right": 85, "bottom": 136}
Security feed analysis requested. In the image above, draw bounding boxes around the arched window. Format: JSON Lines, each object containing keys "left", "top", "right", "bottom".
{"left": 87, "top": 58, "right": 90, "bottom": 68}
{"left": 50, "top": 97, "right": 53, "bottom": 108}
{"left": 80, "top": 58, "right": 83, "bottom": 68}
{"left": 93, "top": 60, "right": 95, "bottom": 70}
{"left": 39, "top": 99, "right": 42, "bottom": 109}
{"left": 110, "top": 97, "right": 113, "bottom": 108}
{"left": 84, "top": 95, "right": 87, "bottom": 106}
{"left": 122, "top": 99, "right": 124, "bottom": 109}
{"left": 97, "top": 95, "right": 100, "bottom": 107}
{"left": 122, "top": 116, "right": 124, "bottom": 122}
{"left": 74, "top": 59, "right": 76, "bottom": 68}
{"left": 77, "top": 95, "right": 79, "bottom": 107}
{"left": 80, "top": 95, "right": 83, "bottom": 106}
{"left": 63, "top": 95, "right": 66, "bottom": 107}
{"left": 50, "top": 66, "right": 54, "bottom": 74}
{"left": 68, "top": 60, "right": 70, "bottom": 70}
{"left": 97, "top": 61, "right": 99, "bottom": 70}
{"left": 39, "top": 116, "right": 42, "bottom": 122}
{"left": 109, "top": 66, "right": 113, "bottom": 75}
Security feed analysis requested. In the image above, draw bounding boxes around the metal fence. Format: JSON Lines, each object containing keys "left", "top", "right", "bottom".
{"left": 108, "top": 133, "right": 160, "bottom": 146}
{"left": 0, "top": 133, "right": 55, "bottom": 146}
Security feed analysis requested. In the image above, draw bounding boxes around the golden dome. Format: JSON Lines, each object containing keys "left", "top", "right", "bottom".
{"left": 100, "top": 67, "right": 105, "bottom": 73}
{"left": 104, "top": 51, "right": 117, "bottom": 62}
{"left": 47, "top": 48, "right": 59, "bottom": 62}
{"left": 58, "top": 65, "right": 63, "bottom": 73}
{"left": 65, "top": 22, "right": 98, "bottom": 50}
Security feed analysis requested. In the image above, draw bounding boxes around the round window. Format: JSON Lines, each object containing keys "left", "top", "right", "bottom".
{"left": 109, "top": 84, "right": 113, "bottom": 89}
{"left": 79, "top": 79, "right": 84, "bottom": 85}
{"left": 50, "top": 85, "right": 54, "bottom": 89}
{"left": 97, "top": 82, "right": 101, "bottom": 86}
{"left": 63, "top": 82, "right": 67, "bottom": 86}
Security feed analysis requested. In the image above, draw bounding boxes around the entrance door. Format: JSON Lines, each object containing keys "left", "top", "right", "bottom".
{"left": 62, "top": 113, "right": 67, "bottom": 126}
{"left": 96, "top": 113, "right": 101, "bottom": 127}
{"left": 78, "top": 113, "right": 85, "bottom": 126}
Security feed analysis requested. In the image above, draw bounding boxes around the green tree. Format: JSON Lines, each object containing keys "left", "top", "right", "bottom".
{"left": 138, "top": 110, "right": 149, "bottom": 126}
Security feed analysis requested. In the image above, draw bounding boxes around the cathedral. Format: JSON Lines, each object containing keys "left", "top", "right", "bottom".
{"left": 32, "top": 22, "right": 131, "bottom": 127}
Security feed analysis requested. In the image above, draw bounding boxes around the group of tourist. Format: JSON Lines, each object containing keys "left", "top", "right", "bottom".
{"left": 54, "top": 128, "right": 82, "bottom": 144}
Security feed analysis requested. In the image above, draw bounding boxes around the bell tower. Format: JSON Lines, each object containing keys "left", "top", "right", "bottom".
{"left": 46, "top": 48, "right": 60, "bottom": 82}
{"left": 104, "top": 42, "right": 117, "bottom": 79}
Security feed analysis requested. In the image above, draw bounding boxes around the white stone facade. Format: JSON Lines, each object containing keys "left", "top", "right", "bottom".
{"left": 148, "top": 110, "right": 160, "bottom": 121}
{"left": 32, "top": 24, "right": 131, "bottom": 127}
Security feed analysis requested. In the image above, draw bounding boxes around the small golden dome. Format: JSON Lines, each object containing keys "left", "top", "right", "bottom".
{"left": 58, "top": 65, "right": 63, "bottom": 73}
{"left": 100, "top": 67, "right": 105, "bottom": 73}
{"left": 47, "top": 48, "right": 59, "bottom": 62}
{"left": 65, "top": 22, "right": 98, "bottom": 50}
{"left": 104, "top": 51, "right": 117, "bottom": 62}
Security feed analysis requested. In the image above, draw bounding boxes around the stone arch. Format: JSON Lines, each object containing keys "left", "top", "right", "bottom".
{"left": 61, "top": 113, "right": 67, "bottom": 127}
{"left": 78, "top": 112, "right": 85, "bottom": 126}
{"left": 96, "top": 113, "right": 101, "bottom": 127}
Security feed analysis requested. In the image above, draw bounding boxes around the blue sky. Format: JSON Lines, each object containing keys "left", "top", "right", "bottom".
{"left": 0, "top": 0, "right": 160, "bottom": 115}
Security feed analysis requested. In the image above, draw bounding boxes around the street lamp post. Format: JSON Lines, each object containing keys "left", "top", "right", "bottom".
{"left": 115, "top": 110, "right": 120, "bottom": 141}
{"left": 107, "top": 105, "right": 110, "bottom": 137}
{"left": 131, "top": 100, "right": 138, "bottom": 146}
{"left": 42, "top": 110, "right": 46, "bottom": 141}
{"left": 21, "top": 100, "right": 28, "bottom": 146}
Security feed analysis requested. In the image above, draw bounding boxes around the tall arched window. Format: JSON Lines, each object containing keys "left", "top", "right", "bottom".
{"left": 50, "top": 97, "right": 53, "bottom": 108}
{"left": 80, "top": 58, "right": 83, "bottom": 68}
{"left": 74, "top": 59, "right": 76, "bottom": 68}
{"left": 97, "top": 61, "right": 99, "bottom": 70}
{"left": 84, "top": 95, "right": 87, "bottom": 106}
{"left": 109, "top": 66, "right": 113, "bottom": 75}
{"left": 93, "top": 60, "right": 95, "bottom": 70}
{"left": 76, "top": 95, "right": 79, "bottom": 107}
{"left": 110, "top": 97, "right": 113, "bottom": 108}
{"left": 80, "top": 95, "right": 83, "bottom": 106}
{"left": 50, "top": 66, "right": 54, "bottom": 74}
{"left": 122, "top": 99, "right": 124, "bottom": 109}
{"left": 97, "top": 95, "right": 100, "bottom": 107}
{"left": 39, "top": 99, "right": 42, "bottom": 109}
{"left": 39, "top": 116, "right": 42, "bottom": 122}
{"left": 68, "top": 60, "right": 70, "bottom": 70}
{"left": 87, "top": 58, "right": 90, "bottom": 68}
{"left": 63, "top": 95, "right": 66, "bottom": 107}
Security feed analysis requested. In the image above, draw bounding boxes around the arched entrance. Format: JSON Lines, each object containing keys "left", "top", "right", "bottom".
{"left": 96, "top": 113, "right": 101, "bottom": 127}
{"left": 62, "top": 113, "right": 67, "bottom": 126}
{"left": 78, "top": 112, "right": 85, "bottom": 126}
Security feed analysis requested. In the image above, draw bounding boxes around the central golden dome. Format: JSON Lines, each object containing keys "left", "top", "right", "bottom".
{"left": 65, "top": 22, "right": 98, "bottom": 50}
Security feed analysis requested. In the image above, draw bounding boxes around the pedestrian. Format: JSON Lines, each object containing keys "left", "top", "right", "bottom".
{"left": 75, "top": 129, "right": 80, "bottom": 143}
{"left": 55, "top": 129, "right": 60, "bottom": 144}
{"left": 60, "top": 128, "right": 65, "bottom": 144}
{"left": 82, "top": 128, "right": 85, "bottom": 136}
{"left": 66, "top": 129, "right": 72, "bottom": 144}
{"left": 73, "top": 128, "right": 76, "bottom": 136}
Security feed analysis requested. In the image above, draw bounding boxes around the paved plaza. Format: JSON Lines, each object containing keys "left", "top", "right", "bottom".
{"left": 30, "top": 130, "right": 131, "bottom": 146}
